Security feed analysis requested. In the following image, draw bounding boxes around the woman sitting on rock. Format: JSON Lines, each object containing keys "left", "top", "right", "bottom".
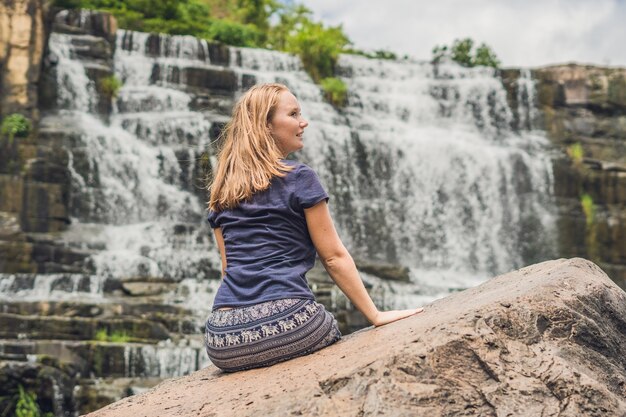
{"left": 205, "top": 83, "right": 423, "bottom": 372}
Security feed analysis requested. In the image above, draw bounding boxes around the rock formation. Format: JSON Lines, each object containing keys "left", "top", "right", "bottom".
{"left": 86, "top": 258, "right": 626, "bottom": 417}
{"left": 537, "top": 65, "right": 626, "bottom": 289}
{"left": 502, "top": 65, "right": 626, "bottom": 289}
{"left": 0, "top": 0, "right": 45, "bottom": 120}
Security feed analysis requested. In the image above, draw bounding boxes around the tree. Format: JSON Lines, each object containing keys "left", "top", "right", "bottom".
{"left": 432, "top": 37, "right": 500, "bottom": 69}
{"left": 266, "top": 3, "right": 313, "bottom": 50}
{"left": 284, "top": 20, "right": 350, "bottom": 82}
{"left": 474, "top": 43, "right": 501, "bottom": 68}
{"left": 451, "top": 38, "right": 474, "bottom": 67}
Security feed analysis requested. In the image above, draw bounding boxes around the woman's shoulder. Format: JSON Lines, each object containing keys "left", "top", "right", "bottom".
{"left": 282, "top": 159, "right": 316, "bottom": 176}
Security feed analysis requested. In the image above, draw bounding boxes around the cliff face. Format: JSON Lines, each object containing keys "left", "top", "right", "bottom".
{"left": 86, "top": 258, "right": 626, "bottom": 417}
{"left": 536, "top": 65, "right": 626, "bottom": 288}
{"left": 0, "top": 0, "right": 45, "bottom": 120}
{"left": 501, "top": 65, "right": 626, "bottom": 289}
{"left": 0, "top": 0, "right": 67, "bottom": 277}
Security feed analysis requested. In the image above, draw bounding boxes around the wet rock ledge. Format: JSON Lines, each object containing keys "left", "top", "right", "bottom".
{"left": 86, "top": 258, "right": 626, "bottom": 417}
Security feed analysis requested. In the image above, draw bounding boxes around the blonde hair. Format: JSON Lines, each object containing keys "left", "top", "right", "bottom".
{"left": 208, "top": 83, "right": 294, "bottom": 211}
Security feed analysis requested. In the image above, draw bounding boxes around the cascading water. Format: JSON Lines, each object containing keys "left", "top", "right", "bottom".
{"left": 63, "top": 30, "right": 221, "bottom": 285}
{"left": 228, "top": 49, "right": 556, "bottom": 305}
{"left": 335, "top": 57, "right": 556, "bottom": 286}
{"left": 0, "top": 22, "right": 220, "bottom": 386}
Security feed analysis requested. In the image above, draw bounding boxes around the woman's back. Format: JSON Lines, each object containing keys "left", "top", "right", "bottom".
{"left": 208, "top": 160, "right": 328, "bottom": 309}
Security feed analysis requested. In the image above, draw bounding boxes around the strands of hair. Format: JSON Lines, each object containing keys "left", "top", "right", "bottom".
{"left": 208, "top": 83, "right": 295, "bottom": 211}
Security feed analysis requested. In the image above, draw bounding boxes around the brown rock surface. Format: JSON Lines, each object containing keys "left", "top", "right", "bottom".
{"left": 0, "top": 0, "right": 45, "bottom": 119}
{"left": 85, "top": 258, "right": 626, "bottom": 417}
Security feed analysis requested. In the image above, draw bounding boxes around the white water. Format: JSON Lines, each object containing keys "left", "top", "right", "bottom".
{"left": 0, "top": 273, "right": 103, "bottom": 301}
{"left": 124, "top": 338, "right": 211, "bottom": 378}
{"left": 45, "top": 31, "right": 222, "bottom": 294}
{"left": 2, "top": 30, "right": 556, "bottom": 320}
{"left": 229, "top": 48, "right": 557, "bottom": 306}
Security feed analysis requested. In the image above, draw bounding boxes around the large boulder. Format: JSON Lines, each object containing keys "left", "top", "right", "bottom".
{"left": 85, "top": 258, "right": 626, "bottom": 416}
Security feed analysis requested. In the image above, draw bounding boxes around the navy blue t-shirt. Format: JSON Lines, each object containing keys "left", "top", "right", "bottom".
{"left": 207, "top": 160, "right": 328, "bottom": 310}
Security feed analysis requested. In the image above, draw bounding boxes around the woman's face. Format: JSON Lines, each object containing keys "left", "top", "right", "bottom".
{"left": 268, "top": 91, "right": 309, "bottom": 157}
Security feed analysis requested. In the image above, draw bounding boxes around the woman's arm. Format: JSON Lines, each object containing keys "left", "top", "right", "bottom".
{"left": 213, "top": 227, "right": 227, "bottom": 277}
{"left": 304, "top": 201, "right": 422, "bottom": 326}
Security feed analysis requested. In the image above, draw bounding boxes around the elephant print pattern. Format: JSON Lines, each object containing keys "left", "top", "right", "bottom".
{"left": 205, "top": 298, "right": 341, "bottom": 372}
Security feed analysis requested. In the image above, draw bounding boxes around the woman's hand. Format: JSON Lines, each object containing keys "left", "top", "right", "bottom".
{"left": 372, "top": 308, "right": 424, "bottom": 327}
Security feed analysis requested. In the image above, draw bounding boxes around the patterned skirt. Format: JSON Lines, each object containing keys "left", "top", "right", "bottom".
{"left": 205, "top": 298, "right": 341, "bottom": 372}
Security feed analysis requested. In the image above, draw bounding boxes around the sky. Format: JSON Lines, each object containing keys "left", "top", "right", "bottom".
{"left": 299, "top": 0, "right": 626, "bottom": 68}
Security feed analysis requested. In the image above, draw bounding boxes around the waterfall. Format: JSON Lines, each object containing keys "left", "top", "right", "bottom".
{"left": 227, "top": 49, "right": 556, "bottom": 303}
{"left": 2, "top": 30, "right": 557, "bottom": 308}
{"left": 0, "top": 273, "right": 102, "bottom": 300}
{"left": 46, "top": 30, "right": 222, "bottom": 289}
{"left": 516, "top": 68, "right": 540, "bottom": 131}
{"left": 124, "top": 339, "right": 211, "bottom": 378}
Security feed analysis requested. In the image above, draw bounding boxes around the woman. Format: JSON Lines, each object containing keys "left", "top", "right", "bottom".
{"left": 205, "top": 83, "right": 422, "bottom": 372}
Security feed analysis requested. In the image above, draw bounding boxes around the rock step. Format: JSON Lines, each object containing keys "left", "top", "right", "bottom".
{"left": 0, "top": 313, "right": 174, "bottom": 342}
{"left": 0, "top": 273, "right": 100, "bottom": 295}
{"left": 0, "top": 338, "right": 206, "bottom": 379}
{"left": 0, "top": 302, "right": 202, "bottom": 335}
{"left": 0, "top": 299, "right": 196, "bottom": 318}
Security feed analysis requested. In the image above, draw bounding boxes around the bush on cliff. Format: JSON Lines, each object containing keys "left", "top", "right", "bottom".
{"left": 1, "top": 113, "right": 32, "bottom": 144}
{"left": 352, "top": 49, "right": 398, "bottom": 60}
{"left": 567, "top": 142, "right": 584, "bottom": 164}
{"left": 432, "top": 37, "right": 501, "bottom": 69}
{"left": 52, "top": 0, "right": 257, "bottom": 46}
{"left": 321, "top": 77, "right": 348, "bottom": 107}
{"left": 99, "top": 75, "right": 123, "bottom": 99}
{"left": 0, "top": 384, "right": 53, "bottom": 417}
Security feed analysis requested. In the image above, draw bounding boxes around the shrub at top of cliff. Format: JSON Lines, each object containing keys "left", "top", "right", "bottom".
{"left": 0, "top": 113, "right": 32, "bottom": 144}
{"left": 432, "top": 37, "right": 501, "bottom": 69}
{"left": 52, "top": 0, "right": 260, "bottom": 46}
{"left": 267, "top": 3, "right": 350, "bottom": 106}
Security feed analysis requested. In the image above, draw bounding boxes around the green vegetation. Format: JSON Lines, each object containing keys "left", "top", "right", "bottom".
{"left": 94, "top": 328, "right": 131, "bottom": 343}
{"left": 99, "top": 75, "right": 123, "bottom": 99}
{"left": 432, "top": 37, "right": 500, "bottom": 69}
{"left": 320, "top": 77, "right": 348, "bottom": 107}
{"left": 1, "top": 113, "right": 32, "bottom": 144}
{"left": 0, "top": 385, "right": 53, "bottom": 417}
{"left": 94, "top": 328, "right": 108, "bottom": 341}
{"left": 109, "top": 330, "right": 131, "bottom": 342}
{"left": 580, "top": 192, "right": 599, "bottom": 261}
{"left": 352, "top": 49, "right": 398, "bottom": 60}
{"left": 52, "top": 0, "right": 364, "bottom": 106}
{"left": 283, "top": 20, "right": 350, "bottom": 82}
{"left": 608, "top": 74, "right": 626, "bottom": 107}
{"left": 580, "top": 194, "right": 595, "bottom": 226}
{"left": 567, "top": 142, "right": 584, "bottom": 164}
